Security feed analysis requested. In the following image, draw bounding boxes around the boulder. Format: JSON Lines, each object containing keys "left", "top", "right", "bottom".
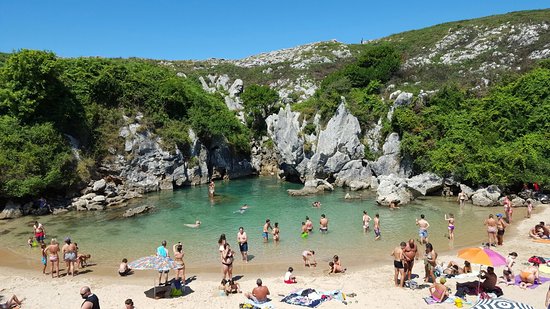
{"left": 406, "top": 172, "right": 444, "bottom": 196}
{"left": 371, "top": 133, "right": 411, "bottom": 178}
{"left": 511, "top": 197, "right": 526, "bottom": 207}
{"left": 471, "top": 186, "right": 501, "bottom": 207}
{"left": 92, "top": 195, "right": 106, "bottom": 203}
{"left": 334, "top": 160, "right": 372, "bottom": 188}
{"left": 394, "top": 92, "right": 413, "bottom": 106}
{"left": 87, "top": 203, "right": 105, "bottom": 211}
{"left": 376, "top": 175, "right": 412, "bottom": 206}
{"left": 459, "top": 184, "right": 475, "bottom": 199}
{"left": 288, "top": 179, "right": 333, "bottom": 196}
{"left": 123, "top": 205, "right": 156, "bottom": 218}
{"left": 52, "top": 208, "right": 69, "bottom": 215}
{"left": 0, "top": 201, "right": 22, "bottom": 219}
{"left": 266, "top": 104, "right": 304, "bottom": 167}
{"left": 92, "top": 179, "right": 106, "bottom": 192}
{"left": 81, "top": 193, "right": 97, "bottom": 200}
{"left": 349, "top": 180, "right": 370, "bottom": 191}
{"left": 73, "top": 199, "right": 89, "bottom": 211}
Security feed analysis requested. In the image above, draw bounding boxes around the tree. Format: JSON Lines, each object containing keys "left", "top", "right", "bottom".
{"left": 240, "top": 84, "right": 279, "bottom": 135}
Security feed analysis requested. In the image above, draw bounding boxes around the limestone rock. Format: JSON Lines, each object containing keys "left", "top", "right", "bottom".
{"left": 82, "top": 193, "right": 97, "bottom": 200}
{"left": 123, "top": 205, "right": 155, "bottom": 218}
{"left": 334, "top": 160, "right": 372, "bottom": 188}
{"left": 52, "top": 208, "right": 69, "bottom": 215}
{"left": 459, "top": 184, "right": 475, "bottom": 198}
{"left": 92, "top": 195, "right": 106, "bottom": 203}
{"left": 471, "top": 186, "right": 501, "bottom": 206}
{"left": 0, "top": 201, "right": 22, "bottom": 219}
{"left": 394, "top": 92, "right": 413, "bottom": 106}
{"left": 371, "top": 133, "right": 411, "bottom": 178}
{"left": 92, "top": 179, "right": 106, "bottom": 192}
{"left": 266, "top": 104, "right": 304, "bottom": 169}
{"left": 406, "top": 173, "right": 444, "bottom": 196}
{"left": 511, "top": 197, "right": 526, "bottom": 207}
{"left": 376, "top": 175, "right": 412, "bottom": 206}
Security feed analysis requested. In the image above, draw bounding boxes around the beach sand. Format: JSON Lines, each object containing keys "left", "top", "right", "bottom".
{"left": 1, "top": 205, "right": 549, "bottom": 308}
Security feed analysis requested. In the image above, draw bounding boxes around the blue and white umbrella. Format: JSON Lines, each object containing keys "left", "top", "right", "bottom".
{"left": 472, "top": 298, "right": 534, "bottom": 309}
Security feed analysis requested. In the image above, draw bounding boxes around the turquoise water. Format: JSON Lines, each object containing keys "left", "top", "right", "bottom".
{"left": 0, "top": 177, "right": 501, "bottom": 269}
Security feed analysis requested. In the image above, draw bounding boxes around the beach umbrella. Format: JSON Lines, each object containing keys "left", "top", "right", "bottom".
{"left": 128, "top": 255, "right": 178, "bottom": 271}
{"left": 457, "top": 247, "right": 507, "bottom": 267}
{"left": 471, "top": 297, "right": 534, "bottom": 309}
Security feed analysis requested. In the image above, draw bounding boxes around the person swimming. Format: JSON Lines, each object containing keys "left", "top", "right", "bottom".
{"left": 234, "top": 204, "right": 249, "bottom": 214}
{"left": 184, "top": 220, "right": 201, "bottom": 228}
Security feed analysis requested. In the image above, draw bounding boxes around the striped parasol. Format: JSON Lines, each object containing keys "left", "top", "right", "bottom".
{"left": 128, "top": 255, "right": 178, "bottom": 271}
{"left": 471, "top": 298, "right": 535, "bottom": 309}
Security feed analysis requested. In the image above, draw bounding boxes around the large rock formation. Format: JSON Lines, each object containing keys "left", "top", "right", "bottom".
{"left": 471, "top": 185, "right": 502, "bottom": 206}
{"left": 376, "top": 175, "right": 412, "bottom": 206}
{"left": 371, "top": 133, "right": 411, "bottom": 178}
{"left": 334, "top": 160, "right": 372, "bottom": 190}
{"left": 0, "top": 201, "right": 23, "bottom": 219}
{"left": 407, "top": 173, "right": 444, "bottom": 196}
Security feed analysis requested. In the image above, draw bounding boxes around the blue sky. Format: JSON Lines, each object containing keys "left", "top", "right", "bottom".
{"left": 1, "top": 1, "right": 548, "bottom": 60}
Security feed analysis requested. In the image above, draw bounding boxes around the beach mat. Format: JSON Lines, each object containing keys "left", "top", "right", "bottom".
{"left": 539, "top": 264, "right": 550, "bottom": 274}
{"left": 532, "top": 239, "right": 550, "bottom": 244}
{"left": 241, "top": 299, "right": 275, "bottom": 309}
{"left": 423, "top": 296, "right": 472, "bottom": 305}
{"left": 514, "top": 275, "right": 550, "bottom": 288}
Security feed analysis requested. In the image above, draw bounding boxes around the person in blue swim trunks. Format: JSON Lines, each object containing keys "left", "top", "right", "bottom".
{"left": 416, "top": 214, "right": 430, "bottom": 245}
{"left": 262, "top": 219, "right": 273, "bottom": 243}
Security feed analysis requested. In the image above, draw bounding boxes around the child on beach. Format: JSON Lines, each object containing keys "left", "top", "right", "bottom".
{"left": 302, "top": 250, "right": 317, "bottom": 267}
{"left": 41, "top": 242, "right": 47, "bottom": 274}
{"left": 500, "top": 252, "right": 517, "bottom": 285}
{"left": 284, "top": 267, "right": 297, "bottom": 283}
{"left": 329, "top": 261, "right": 346, "bottom": 274}
{"left": 526, "top": 200, "right": 533, "bottom": 218}
{"left": 119, "top": 258, "right": 132, "bottom": 276}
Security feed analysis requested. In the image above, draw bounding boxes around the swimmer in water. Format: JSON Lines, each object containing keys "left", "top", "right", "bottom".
{"left": 234, "top": 204, "right": 249, "bottom": 214}
{"left": 184, "top": 220, "right": 201, "bottom": 228}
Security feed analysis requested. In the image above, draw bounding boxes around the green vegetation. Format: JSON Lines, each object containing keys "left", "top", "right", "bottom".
{"left": 0, "top": 50, "right": 249, "bottom": 199}
{"left": 392, "top": 68, "right": 550, "bottom": 187}
{"left": 241, "top": 84, "right": 280, "bottom": 136}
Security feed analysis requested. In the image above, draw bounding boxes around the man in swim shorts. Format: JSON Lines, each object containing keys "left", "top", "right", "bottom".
{"left": 263, "top": 219, "right": 272, "bottom": 243}
{"left": 416, "top": 214, "right": 430, "bottom": 244}
{"left": 62, "top": 237, "right": 78, "bottom": 277}
{"left": 374, "top": 214, "right": 381, "bottom": 240}
{"left": 319, "top": 214, "right": 328, "bottom": 233}
{"left": 237, "top": 227, "right": 248, "bottom": 262}
{"left": 33, "top": 221, "right": 46, "bottom": 243}
{"left": 391, "top": 241, "right": 406, "bottom": 287}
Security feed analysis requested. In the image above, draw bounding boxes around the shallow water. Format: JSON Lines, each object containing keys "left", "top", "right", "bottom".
{"left": 0, "top": 177, "right": 504, "bottom": 269}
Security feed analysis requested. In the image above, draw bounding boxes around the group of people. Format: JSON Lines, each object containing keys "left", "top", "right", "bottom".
{"left": 529, "top": 221, "right": 550, "bottom": 239}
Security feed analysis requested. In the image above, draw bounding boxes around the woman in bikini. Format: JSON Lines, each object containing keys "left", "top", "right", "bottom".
{"left": 484, "top": 214, "right": 498, "bottom": 246}
{"left": 221, "top": 243, "right": 234, "bottom": 280}
{"left": 273, "top": 222, "right": 280, "bottom": 242}
{"left": 173, "top": 242, "right": 185, "bottom": 283}
{"left": 424, "top": 243, "right": 437, "bottom": 283}
{"left": 444, "top": 214, "right": 455, "bottom": 240}
{"left": 519, "top": 263, "right": 540, "bottom": 289}
{"left": 45, "top": 238, "right": 60, "bottom": 278}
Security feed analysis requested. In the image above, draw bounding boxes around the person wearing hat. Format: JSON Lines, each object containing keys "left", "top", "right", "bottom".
{"left": 496, "top": 213, "right": 508, "bottom": 246}
{"left": 429, "top": 277, "right": 449, "bottom": 302}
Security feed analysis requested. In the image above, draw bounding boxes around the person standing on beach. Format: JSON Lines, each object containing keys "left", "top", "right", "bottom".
{"left": 173, "top": 242, "right": 185, "bottom": 283}
{"left": 80, "top": 286, "right": 100, "bottom": 309}
{"left": 62, "top": 237, "right": 78, "bottom": 277}
{"left": 526, "top": 200, "right": 533, "bottom": 218}
{"left": 263, "top": 219, "right": 273, "bottom": 243}
{"left": 423, "top": 243, "right": 437, "bottom": 283}
{"left": 302, "top": 250, "right": 317, "bottom": 267}
{"left": 484, "top": 214, "right": 497, "bottom": 246}
{"left": 374, "top": 214, "right": 381, "bottom": 240}
{"left": 156, "top": 240, "right": 170, "bottom": 286}
{"left": 496, "top": 214, "right": 508, "bottom": 246}
{"left": 237, "top": 227, "right": 248, "bottom": 262}
{"left": 362, "top": 211, "right": 371, "bottom": 232}
{"left": 444, "top": 214, "right": 455, "bottom": 240}
{"left": 503, "top": 196, "right": 511, "bottom": 223}
{"left": 403, "top": 239, "right": 417, "bottom": 282}
{"left": 319, "top": 214, "right": 328, "bottom": 233}
{"left": 416, "top": 214, "right": 430, "bottom": 244}
{"left": 273, "top": 222, "right": 280, "bottom": 242}
{"left": 45, "top": 238, "right": 60, "bottom": 278}
{"left": 391, "top": 242, "right": 406, "bottom": 287}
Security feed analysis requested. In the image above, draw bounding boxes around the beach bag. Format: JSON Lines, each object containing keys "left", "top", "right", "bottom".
{"left": 528, "top": 256, "right": 545, "bottom": 264}
{"left": 405, "top": 280, "right": 418, "bottom": 289}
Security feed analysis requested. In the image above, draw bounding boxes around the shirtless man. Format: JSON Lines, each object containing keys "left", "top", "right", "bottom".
{"left": 484, "top": 214, "right": 497, "bottom": 246}
{"left": 319, "top": 214, "right": 328, "bottom": 233}
{"left": 391, "top": 242, "right": 406, "bottom": 287}
{"left": 496, "top": 214, "right": 508, "bottom": 245}
{"left": 62, "top": 237, "right": 78, "bottom": 277}
{"left": 208, "top": 180, "right": 215, "bottom": 196}
{"left": 362, "top": 211, "right": 371, "bottom": 232}
{"left": 45, "top": 238, "right": 60, "bottom": 278}
{"left": 262, "top": 219, "right": 273, "bottom": 243}
{"left": 33, "top": 221, "right": 46, "bottom": 243}
{"left": 245, "top": 279, "right": 270, "bottom": 304}
{"left": 237, "top": 227, "right": 248, "bottom": 262}
{"left": 374, "top": 214, "right": 381, "bottom": 240}
{"left": 403, "top": 239, "right": 417, "bottom": 282}
{"left": 480, "top": 267, "right": 497, "bottom": 291}
{"left": 416, "top": 214, "right": 430, "bottom": 244}
{"left": 305, "top": 216, "right": 313, "bottom": 233}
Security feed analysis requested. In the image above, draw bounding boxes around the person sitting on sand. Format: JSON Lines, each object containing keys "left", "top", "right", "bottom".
{"left": 480, "top": 267, "right": 498, "bottom": 291}
{"left": 443, "top": 264, "right": 460, "bottom": 276}
{"left": 302, "top": 250, "right": 317, "bottom": 267}
{"left": 219, "top": 279, "right": 229, "bottom": 296}
{"left": 184, "top": 220, "right": 201, "bottom": 228}
{"left": 119, "top": 258, "right": 132, "bottom": 276}
{"left": 228, "top": 279, "right": 241, "bottom": 294}
{"left": 245, "top": 279, "right": 270, "bottom": 304}
{"left": 519, "top": 263, "right": 540, "bottom": 289}
{"left": 429, "top": 277, "right": 449, "bottom": 303}
{"left": 529, "top": 225, "right": 546, "bottom": 239}
{"left": 284, "top": 267, "right": 297, "bottom": 284}
{"left": 0, "top": 294, "right": 23, "bottom": 309}
{"left": 329, "top": 261, "right": 346, "bottom": 274}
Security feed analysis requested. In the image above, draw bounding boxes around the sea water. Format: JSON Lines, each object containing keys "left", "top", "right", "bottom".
{"left": 0, "top": 177, "right": 502, "bottom": 270}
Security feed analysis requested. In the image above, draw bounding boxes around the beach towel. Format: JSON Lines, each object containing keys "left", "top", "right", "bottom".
{"left": 242, "top": 299, "right": 275, "bottom": 309}
{"left": 514, "top": 275, "right": 550, "bottom": 288}
{"left": 423, "top": 295, "right": 472, "bottom": 305}
{"left": 281, "top": 289, "right": 341, "bottom": 308}
{"left": 539, "top": 264, "right": 550, "bottom": 274}
{"left": 532, "top": 239, "right": 550, "bottom": 244}
{"left": 454, "top": 271, "right": 480, "bottom": 279}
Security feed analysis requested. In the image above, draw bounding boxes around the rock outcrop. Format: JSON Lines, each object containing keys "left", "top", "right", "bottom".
{"left": 0, "top": 201, "right": 23, "bottom": 219}
{"left": 376, "top": 175, "right": 412, "bottom": 206}
{"left": 334, "top": 160, "right": 372, "bottom": 190}
{"left": 471, "top": 185, "right": 502, "bottom": 206}
{"left": 287, "top": 179, "right": 334, "bottom": 196}
{"left": 371, "top": 133, "right": 411, "bottom": 178}
{"left": 407, "top": 173, "right": 444, "bottom": 196}
{"left": 123, "top": 205, "right": 155, "bottom": 218}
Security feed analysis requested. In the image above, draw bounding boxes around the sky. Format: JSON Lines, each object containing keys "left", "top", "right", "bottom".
{"left": 1, "top": 1, "right": 548, "bottom": 60}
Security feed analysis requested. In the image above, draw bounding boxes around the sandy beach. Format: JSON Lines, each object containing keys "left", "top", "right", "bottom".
{"left": 1, "top": 205, "right": 549, "bottom": 309}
